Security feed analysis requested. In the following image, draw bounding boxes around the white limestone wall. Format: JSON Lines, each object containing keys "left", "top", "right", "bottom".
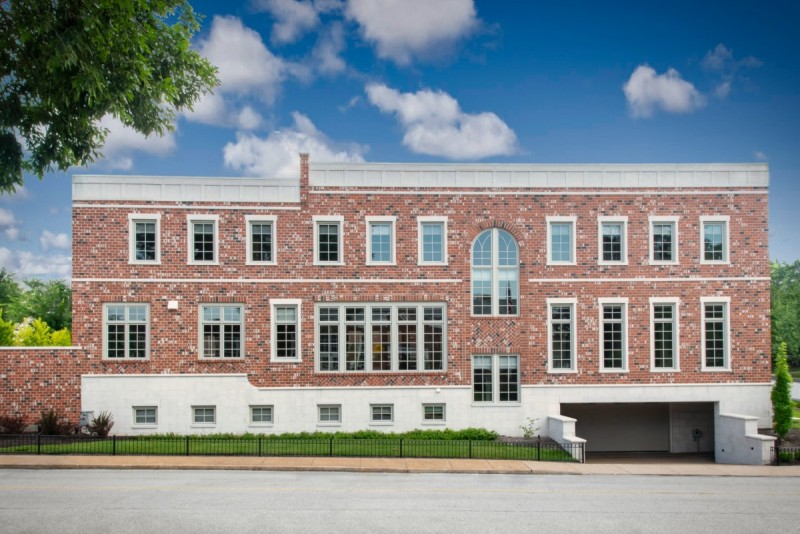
{"left": 670, "top": 403, "right": 715, "bottom": 453}
{"left": 81, "top": 374, "right": 772, "bottom": 437}
{"left": 715, "top": 413, "right": 774, "bottom": 465}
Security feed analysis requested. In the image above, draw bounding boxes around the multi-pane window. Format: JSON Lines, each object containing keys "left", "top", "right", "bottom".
{"left": 418, "top": 217, "right": 447, "bottom": 264}
{"left": 246, "top": 216, "right": 276, "bottom": 264}
{"left": 547, "top": 217, "right": 576, "bottom": 264}
{"left": 318, "top": 405, "right": 341, "bottom": 423}
{"left": 472, "top": 228, "right": 519, "bottom": 316}
{"left": 104, "top": 304, "right": 149, "bottom": 359}
{"left": 472, "top": 355, "right": 520, "bottom": 403}
{"left": 370, "top": 404, "right": 393, "bottom": 423}
{"left": 548, "top": 300, "right": 576, "bottom": 372}
{"left": 423, "top": 404, "right": 445, "bottom": 422}
{"left": 129, "top": 214, "right": 160, "bottom": 263}
{"left": 272, "top": 301, "right": 300, "bottom": 361}
{"left": 250, "top": 406, "right": 273, "bottom": 424}
{"left": 702, "top": 300, "right": 729, "bottom": 369}
{"left": 366, "top": 217, "right": 395, "bottom": 264}
{"left": 601, "top": 301, "right": 627, "bottom": 370}
{"left": 651, "top": 300, "right": 679, "bottom": 370}
{"left": 316, "top": 303, "right": 446, "bottom": 372}
{"left": 650, "top": 217, "right": 679, "bottom": 264}
{"left": 193, "top": 406, "right": 215, "bottom": 424}
{"left": 314, "top": 216, "right": 344, "bottom": 264}
{"left": 200, "top": 305, "right": 243, "bottom": 359}
{"left": 134, "top": 407, "right": 157, "bottom": 425}
{"left": 188, "top": 216, "right": 218, "bottom": 264}
{"left": 701, "top": 217, "right": 729, "bottom": 263}
{"left": 598, "top": 217, "right": 627, "bottom": 264}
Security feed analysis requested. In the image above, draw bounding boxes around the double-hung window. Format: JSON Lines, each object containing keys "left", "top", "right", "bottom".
{"left": 246, "top": 215, "right": 277, "bottom": 265}
{"left": 547, "top": 216, "right": 577, "bottom": 265}
{"left": 271, "top": 300, "right": 301, "bottom": 362}
{"left": 366, "top": 216, "right": 396, "bottom": 265}
{"left": 700, "top": 216, "right": 729, "bottom": 264}
{"left": 598, "top": 216, "right": 627, "bottom": 265}
{"left": 650, "top": 298, "right": 680, "bottom": 371}
{"left": 200, "top": 304, "right": 243, "bottom": 359}
{"left": 472, "top": 228, "right": 519, "bottom": 316}
{"left": 649, "top": 216, "right": 679, "bottom": 265}
{"left": 472, "top": 354, "right": 520, "bottom": 403}
{"left": 316, "top": 303, "right": 446, "bottom": 372}
{"left": 313, "top": 216, "right": 344, "bottom": 265}
{"left": 547, "top": 298, "right": 577, "bottom": 372}
{"left": 128, "top": 214, "right": 161, "bottom": 264}
{"left": 599, "top": 298, "right": 628, "bottom": 372}
{"left": 188, "top": 215, "right": 219, "bottom": 265}
{"left": 418, "top": 216, "right": 447, "bottom": 265}
{"left": 104, "top": 304, "right": 149, "bottom": 359}
{"left": 701, "top": 297, "right": 730, "bottom": 370}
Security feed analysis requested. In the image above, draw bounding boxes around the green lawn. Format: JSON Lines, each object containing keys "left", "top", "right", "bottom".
{"left": 0, "top": 437, "right": 577, "bottom": 462}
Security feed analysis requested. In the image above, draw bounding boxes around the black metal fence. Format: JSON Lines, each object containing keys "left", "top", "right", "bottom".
{"left": 0, "top": 435, "right": 584, "bottom": 462}
{"left": 772, "top": 444, "right": 800, "bottom": 466}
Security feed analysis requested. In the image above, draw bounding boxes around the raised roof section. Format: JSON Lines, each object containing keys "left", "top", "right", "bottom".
{"left": 309, "top": 163, "right": 768, "bottom": 189}
{"left": 73, "top": 175, "right": 300, "bottom": 203}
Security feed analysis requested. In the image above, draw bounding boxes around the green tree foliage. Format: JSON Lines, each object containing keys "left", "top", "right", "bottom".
{"left": 0, "top": 310, "right": 13, "bottom": 346}
{"left": 771, "top": 341, "right": 794, "bottom": 440}
{"left": 14, "top": 318, "right": 54, "bottom": 346}
{"left": 50, "top": 328, "right": 72, "bottom": 346}
{"left": 7, "top": 279, "right": 72, "bottom": 330}
{"left": 771, "top": 261, "right": 800, "bottom": 362}
{"left": 0, "top": 0, "right": 218, "bottom": 193}
{"left": 0, "top": 268, "right": 20, "bottom": 313}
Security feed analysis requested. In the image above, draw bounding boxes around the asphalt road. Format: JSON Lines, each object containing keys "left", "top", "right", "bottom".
{"left": 1, "top": 469, "right": 798, "bottom": 533}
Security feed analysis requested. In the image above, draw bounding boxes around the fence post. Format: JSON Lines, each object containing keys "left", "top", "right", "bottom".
{"left": 469, "top": 439, "right": 472, "bottom": 459}
{"left": 775, "top": 443, "right": 780, "bottom": 466}
{"left": 258, "top": 436, "right": 262, "bottom": 457}
{"left": 112, "top": 435, "right": 116, "bottom": 456}
{"left": 329, "top": 438, "right": 333, "bottom": 457}
{"left": 537, "top": 439, "right": 541, "bottom": 461}
{"left": 36, "top": 434, "right": 41, "bottom": 455}
{"left": 400, "top": 438, "right": 403, "bottom": 458}
{"left": 186, "top": 435, "right": 190, "bottom": 456}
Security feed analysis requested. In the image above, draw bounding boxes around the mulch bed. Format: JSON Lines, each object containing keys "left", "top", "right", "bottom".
{"left": 759, "top": 427, "right": 800, "bottom": 447}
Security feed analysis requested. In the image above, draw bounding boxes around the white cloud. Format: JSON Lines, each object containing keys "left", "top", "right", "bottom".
{"left": 0, "top": 186, "right": 30, "bottom": 202}
{"left": 702, "top": 44, "right": 733, "bottom": 71}
{"left": 754, "top": 150, "right": 768, "bottom": 161}
{"left": 5, "top": 228, "right": 20, "bottom": 240}
{"left": 346, "top": 0, "right": 478, "bottom": 65}
{"left": 0, "top": 248, "right": 71, "bottom": 279}
{"left": 223, "top": 112, "right": 365, "bottom": 178}
{"left": 39, "top": 230, "right": 70, "bottom": 251}
{"left": 0, "top": 208, "right": 17, "bottom": 228}
{"left": 701, "top": 44, "right": 762, "bottom": 100}
{"left": 0, "top": 247, "right": 14, "bottom": 271}
{"left": 312, "top": 22, "right": 347, "bottom": 74}
{"left": 255, "top": 0, "right": 321, "bottom": 45}
{"left": 623, "top": 65, "right": 706, "bottom": 118}
{"left": 365, "top": 83, "right": 516, "bottom": 159}
{"left": 97, "top": 115, "right": 176, "bottom": 170}
{"left": 714, "top": 80, "right": 731, "bottom": 99}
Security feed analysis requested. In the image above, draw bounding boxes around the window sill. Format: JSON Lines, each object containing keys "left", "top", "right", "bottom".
{"left": 701, "top": 367, "right": 732, "bottom": 372}
{"left": 246, "top": 261, "right": 277, "bottom": 266}
{"left": 199, "top": 357, "right": 245, "bottom": 361}
{"left": 597, "top": 260, "right": 628, "bottom": 266}
{"left": 102, "top": 357, "right": 151, "bottom": 361}
{"left": 421, "top": 420, "right": 446, "bottom": 426}
{"left": 188, "top": 261, "right": 220, "bottom": 266}
{"left": 369, "top": 421, "right": 394, "bottom": 426}
{"left": 471, "top": 402, "right": 522, "bottom": 408}
{"left": 270, "top": 358, "right": 302, "bottom": 364}
{"left": 129, "top": 260, "right": 162, "bottom": 266}
{"left": 649, "top": 261, "right": 679, "bottom": 266}
{"left": 699, "top": 260, "right": 730, "bottom": 266}
{"left": 313, "top": 261, "right": 345, "bottom": 266}
{"left": 417, "top": 261, "right": 448, "bottom": 266}
{"left": 651, "top": 367, "right": 681, "bottom": 373}
{"left": 316, "top": 422, "right": 342, "bottom": 427}
{"left": 599, "top": 368, "right": 629, "bottom": 374}
{"left": 547, "top": 368, "right": 577, "bottom": 374}
{"left": 366, "top": 262, "right": 397, "bottom": 266}
{"left": 547, "top": 261, "right": 577, "bottom": 266}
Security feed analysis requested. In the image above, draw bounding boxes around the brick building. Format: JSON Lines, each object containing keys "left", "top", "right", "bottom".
{"left": 2, "top": 156, "right": 775, "bottom": 463}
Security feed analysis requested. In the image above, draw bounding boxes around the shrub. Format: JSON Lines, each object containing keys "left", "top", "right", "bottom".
{"left": 519, "top": 417, "right": 540, "bottom": 439}
{"left": 50, "top": 328, "right": 71, "bottom": 346}
{"left": 15, "top": 318, "right": 53, "bottom": 346}
{"left": 0, "top": 415, "right": 26, "bottom": 434}
{"left": 38, "top": 409, "right": 73, "bottom": 435}
{"left": 0, "top": 311, "right": 13, "bottom": 346}
{"left": 88, "top": 411, "right": 114, "bottom": 437}
{"left": 772, "top": 341, "right": 794, "bottom": 441}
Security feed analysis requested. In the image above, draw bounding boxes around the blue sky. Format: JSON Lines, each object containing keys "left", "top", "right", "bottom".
{"left": 1, "top": 0, "right": 798, "bottom": 279}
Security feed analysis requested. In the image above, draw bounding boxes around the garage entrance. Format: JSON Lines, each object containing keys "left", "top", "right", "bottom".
{"left": 561, "top": 402, "right": 715, "bottom": 454}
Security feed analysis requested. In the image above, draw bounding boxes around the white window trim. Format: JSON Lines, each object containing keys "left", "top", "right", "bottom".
{"left": 128, "top": 213, "right": 161, "bottom": 265}
{"left": 245, "top": 215, "right": 277, "bottom": 266}
{"left": 700, "top": 296, "right": 732, "bottom": 372}
{"left": 597, "top": 216, "right": 628, "bottom": 266}
{"left": 422, "top": 403, "right": 446, "bottom": 425}
{"left": 317, "top": 404, "right": 342, "bottom": 426}
{"left": 471, "top": 354, "right": 522, "bottom": 406}
{"left": 598, "top": 297, "right": 629, "bottom": 373}
{"left": 649, "top": 297, "right": 681, "bottom": 372}
{"left": 270, "top": 298, "right": 302, "bottom": 363}
{"left": 648, "top": 216, "right": 680, "bottom": 265}
{"left": 546, "top": 298, "right": 578, "bottom": 373}
{"left": 470, "top": 228, "right": 520, "bottom": 317}
{"left": 187, "top": 214, "right": 220, "bottom": 265}
{"left": 365, "top": 215, "right": 397, "bottom": 265}
{"left": 198, "top": 303, "right": 245, "bottom": 360}
{"left": 546, "top": 216, "right": 577, "bottom": 265}
{"left": 102, "top": 303, "right": 150, "bottom": 360}
{"left": 699, "top": 215, "right": 730, "bottom": 265}
{"left": 131, "top": 406, "right": 158, "bottom": 428}
{"left": 191, "top": 405, "right": 216, "bottom": 427}
{"left": 369, "top": 404, "right": 394, "bottom": 426}
{"left": 417, "top": 216, "right": 448, "bottom": 266}
{"left": 313, "top": 215, "right": 345, "bottom": 266}
{"left": 249, "top": 405, "right": 275, "bottom": 427}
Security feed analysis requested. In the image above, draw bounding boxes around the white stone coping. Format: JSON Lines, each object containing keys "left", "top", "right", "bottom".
{"left": 0, "top": 346, "right": 82, "bottom": 350}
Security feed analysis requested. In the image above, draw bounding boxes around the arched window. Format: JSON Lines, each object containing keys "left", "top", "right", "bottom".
{"left": 472, "top": 229, "right": 519, "bottom": 315}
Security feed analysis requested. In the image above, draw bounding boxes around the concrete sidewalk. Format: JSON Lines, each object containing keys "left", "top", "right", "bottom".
{"left": 1, "top": 454, "right": 799, "bottom": 476}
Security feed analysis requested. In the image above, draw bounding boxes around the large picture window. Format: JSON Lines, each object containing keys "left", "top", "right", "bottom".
{"left": 316, "top": 303, "right": 446, "bottom": 372}
{"left": 472, "top": 354, "right": 520, "bottom": 403}
{"left": 472, "top": 228, "right": 519, "bottom": 316}
{"left": 104, "top": 303, "right": 149, "bottom": 359}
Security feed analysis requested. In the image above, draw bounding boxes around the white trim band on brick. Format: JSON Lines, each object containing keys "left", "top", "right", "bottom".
{"left": 72, "top": 277, "right": 464, "bottom": 284}
{"left": 310, "top": 189, "right": 767, "bottom": 197}
{"left": 529, "top": 276, "right": 769, "bottom": 283}
{"left": 73, "top": 203, "right": 301, "bottom": 211}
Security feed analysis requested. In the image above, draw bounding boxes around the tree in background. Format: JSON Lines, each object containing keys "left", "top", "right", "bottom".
{"left": 771, "top": 342, "right": 794, "bottom": 442}
{"left": 0, "top": 270, "right": 72, "bottom": 346}
{"left": 771, "top": 261, "right": 800, "bottom": 363}
{"left": 0, "top": 269, "right": 20, "bottom": 312}
{"left": 7, "top": 278, "right": 72, "bottom": 331}
{"left": 0, "top": 0, "right": 218, "bottom": 193}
